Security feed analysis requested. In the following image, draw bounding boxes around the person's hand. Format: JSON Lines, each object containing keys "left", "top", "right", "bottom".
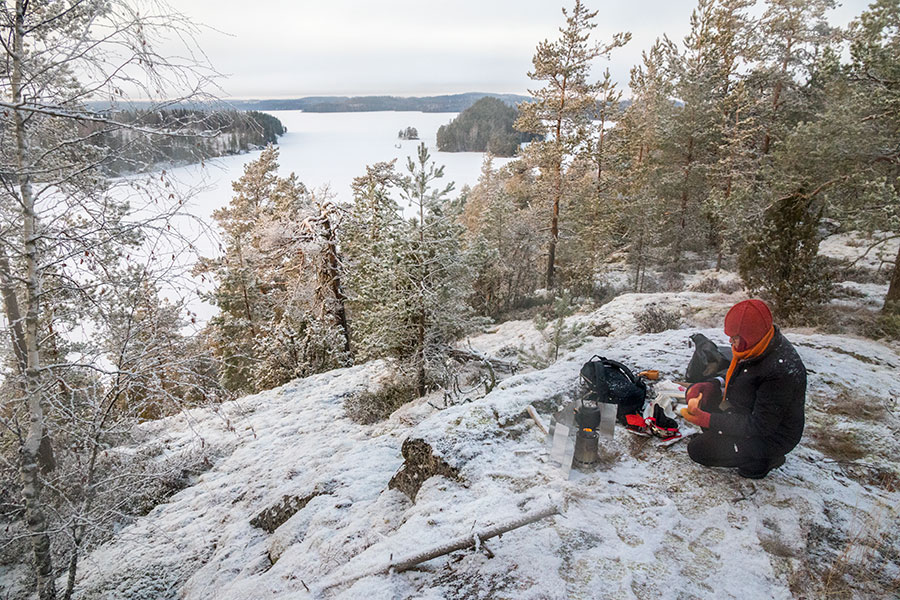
{"left": 687, "top": 392, "right": 702, "bottom": 414}
{"left": 686, "top": 381, "right": 722, "bottom": 410}
{"left": 680, "top": 405, "right": 711, "bottom": 428}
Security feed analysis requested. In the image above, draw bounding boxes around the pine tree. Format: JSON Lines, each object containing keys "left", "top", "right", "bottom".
{"left": 198, "top": 146, "right": 349, "bottom": 392}
{"left": 399, "top": 144, "right": 472, "bottom": 396}
{"left": 754, "top": 0, "right": 838, "bottom": 157}
{"left": 515, "top": 0, "right": 630, "bottom": 289}
{"left": 345, "top": 146, "right": 472, "bottom": 396}
{"left": 343, "top": 161, "right": 406, "bottom": 361}
{"left": 462, "top": 157, "right": 542, "bottom": 314}
{"left": 612, "top": 39, "right": 676, "bottom": 290}
{"left": 703, "top": 0, "right": 761, "bottom": 269}
{"left": 560, "top": 68, "right": 626, "bottom": 293}
{"left": 663, "top": 0, "right": 722, "bottom": 266}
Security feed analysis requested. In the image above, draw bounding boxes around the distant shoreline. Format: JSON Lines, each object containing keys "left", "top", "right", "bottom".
{"left": 89, "top": 92, "right": 531, "bottom": 114}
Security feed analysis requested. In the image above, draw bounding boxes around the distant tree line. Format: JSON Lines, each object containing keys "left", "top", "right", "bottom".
{"left": 95, "top": 109, "right": 285, "bottom": 174}
{"left": 232, "top": 92, "right": 531, "bottom": 113}
{"left": 398, "top": 127, "right": 419, "bottom": 140}
{"left": 437, "top": 96, "right": 541, "bottom": 156}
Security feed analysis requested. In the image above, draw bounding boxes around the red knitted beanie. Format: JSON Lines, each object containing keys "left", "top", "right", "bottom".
{"left": 724, "top": 299, "right": 772, "bottom": 351}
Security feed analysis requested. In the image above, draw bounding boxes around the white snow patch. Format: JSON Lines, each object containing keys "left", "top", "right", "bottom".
{"left": 820, "top": 232, "right": 898, "bottom": 271}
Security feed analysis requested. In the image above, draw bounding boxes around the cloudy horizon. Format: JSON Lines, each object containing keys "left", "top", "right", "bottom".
{"left": 178, "top": 0, "right": 872, "bottom": 101}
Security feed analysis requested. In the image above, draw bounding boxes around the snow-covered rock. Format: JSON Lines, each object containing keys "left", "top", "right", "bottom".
{"left": 61, "top": 294, "right": 900, "bottom": 600}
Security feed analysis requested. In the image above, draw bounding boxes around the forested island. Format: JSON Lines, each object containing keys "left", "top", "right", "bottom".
{"left": 436, "top": 96, "right": 540, "bottom": 155}
{"left": 95, "top": 109, "right": 285, "bottom": 174}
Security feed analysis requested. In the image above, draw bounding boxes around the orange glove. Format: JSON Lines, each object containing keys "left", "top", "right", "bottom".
{"left": 687, "top": 393, "right": 702, "bottom": 414}
{"left": 680, "top": 392, "right": 711, "bottom": 428}
{"left": 686, "top": 381, "right": 722, "bottom": 411}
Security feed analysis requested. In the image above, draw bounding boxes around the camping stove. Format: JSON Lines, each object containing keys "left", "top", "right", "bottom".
{"left": 573, "top": 403, "right": 602, "bottom": 468}
{"left": 573, "top": 428, "right": 600, "bottom": 467}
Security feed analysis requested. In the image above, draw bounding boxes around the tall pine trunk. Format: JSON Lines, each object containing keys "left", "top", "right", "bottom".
{"left": 318, "top": 209, "right": 351, "bottom": 355}
{"left": 12, "top": 1, "right": 56, "bottom": 597}
{"left": 547, "top": 160, "right": 561, "bottom": 289}
{"left": 675, "top": 135, "right": 695, "bottom": 266}
{"left": 884, "top": 243, "right": 900, "bottom": 313}
{"left": 416, "top": 186, "right": 427, "bottom": 396}
{"left": 546, "top": 96, "right": 566, "bottom": 290}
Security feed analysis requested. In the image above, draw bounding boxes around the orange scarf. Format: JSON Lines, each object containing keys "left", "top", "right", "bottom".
{"left": 722, "top": 325, "right": 775, "bottom": 404}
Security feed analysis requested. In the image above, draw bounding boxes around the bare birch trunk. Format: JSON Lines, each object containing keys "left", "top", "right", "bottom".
{"left": 12, "top": 1, "right": 56, "bottom": 597}
{"left": 0, "top": 250, "right": 27, "bottom": 374}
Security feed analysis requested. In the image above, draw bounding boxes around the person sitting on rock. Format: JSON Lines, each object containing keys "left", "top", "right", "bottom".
{"left": 680, "top": 299, "right": 806, "bottom": 479}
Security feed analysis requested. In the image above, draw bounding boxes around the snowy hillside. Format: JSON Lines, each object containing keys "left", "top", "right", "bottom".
{"left": 59, "top": 289, "right": 900, "bottom": 599}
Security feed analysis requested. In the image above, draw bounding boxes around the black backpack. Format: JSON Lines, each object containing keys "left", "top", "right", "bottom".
{"left": 580, "top": 356, "right": 647, "bottom": 424}
{"left": 685, "top": 333, "right": 732, "bottom": 383}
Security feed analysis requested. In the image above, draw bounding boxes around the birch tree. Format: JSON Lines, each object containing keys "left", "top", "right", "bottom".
{"left": 0, "top": 1, "right": 217, "bottom": 597}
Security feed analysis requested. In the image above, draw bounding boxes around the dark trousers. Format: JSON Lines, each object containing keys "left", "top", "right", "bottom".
{"left": 687, "top": 432, "right": 781, "bottom": 471}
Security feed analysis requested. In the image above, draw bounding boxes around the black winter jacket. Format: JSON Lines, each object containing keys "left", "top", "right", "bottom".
{"left": 708, "top": 327, "right": 806, "bottom": 455}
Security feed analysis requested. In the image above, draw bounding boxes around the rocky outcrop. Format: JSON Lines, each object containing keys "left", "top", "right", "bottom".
{"left": 388, "top": 438, "right": 460, "bottom": 502}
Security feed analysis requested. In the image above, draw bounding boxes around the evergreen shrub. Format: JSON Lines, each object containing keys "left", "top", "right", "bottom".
{"left": 689, "top": 276, "right": 743, "bottom": 294}
{"left": 739, "top": 193, "right": 833, "bottom": 322}
{"left": 635, "top": 304, "right": 681, "bottom": 333}
{"left": 343, "top": 376, "right": 418, "bottom": 424}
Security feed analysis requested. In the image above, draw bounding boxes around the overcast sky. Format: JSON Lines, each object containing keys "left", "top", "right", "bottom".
{"left": 177, "top": 0, "right": 874, "bottom": 99}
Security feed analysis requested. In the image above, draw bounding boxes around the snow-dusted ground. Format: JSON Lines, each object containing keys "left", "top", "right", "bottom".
{"left": 820, "top": 232, "right": 897, "bottom": 312}
{"left": 56, "top": 289, "right": 900, "bottom": 600}
{"left": 819, "top": 232, "right": 898, "bottom": 273}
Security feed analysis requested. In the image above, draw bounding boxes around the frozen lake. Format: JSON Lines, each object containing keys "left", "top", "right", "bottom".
{"left": 169, "top": 110, "right": 509, "bottom": 226}
{"left": 152, "top": 110, "right": 513, "bottom": 323}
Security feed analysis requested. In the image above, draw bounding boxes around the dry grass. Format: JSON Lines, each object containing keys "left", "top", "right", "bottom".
{"left": 806, "top": 426, "right": 868, "bottom": 462}
{"left": 343, "top": 375, "right": 417, "bottom": 424}
{"left": 635, "top": 304, "right": 682, "bottom": 334}
{"left": 821, "top": 493, "right": 900, "bottom": 599}
{"left": 819, "top": 389, "right": 887, "bottom": 422}
{"left": 688, "top": 276, "right": 743, "bottom": 294}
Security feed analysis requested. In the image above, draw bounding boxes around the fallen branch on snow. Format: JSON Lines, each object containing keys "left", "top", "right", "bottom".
{"left": 317, "top": 498, "right": 562, "bottom": 591}
{"left": 526, "top": 405, "right": 549, "bottom": 435}
{"left": 446, "top": 346, "right": 517, "bottom": 373}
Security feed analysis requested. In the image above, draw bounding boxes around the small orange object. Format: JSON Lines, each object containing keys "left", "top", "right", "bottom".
{"left": 638, "top": 370, "right": 660, "bottom": 380}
